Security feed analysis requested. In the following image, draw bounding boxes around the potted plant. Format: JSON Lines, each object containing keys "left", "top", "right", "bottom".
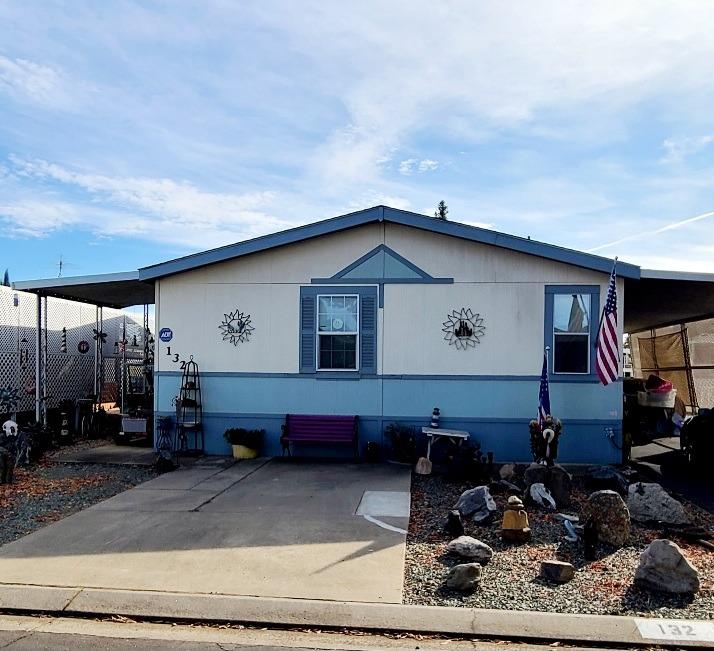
{"left": 224, "top": 427, "right": 264, "bottom": 460}
{"left": 384, "top": 422, "right": 417, "bottom": 465}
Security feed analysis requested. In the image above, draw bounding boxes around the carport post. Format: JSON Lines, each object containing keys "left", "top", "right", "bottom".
{"left": 34, "top": 293, "right": 42, "bottom": 424}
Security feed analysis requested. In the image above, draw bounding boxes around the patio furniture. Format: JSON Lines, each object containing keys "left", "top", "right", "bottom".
{"left": 281, "top": 414, "right": 358, "bottom": 459}
{"left": 421, "top": 426, "right": 470, "bottom": 461}
{"left": 176, "top": 358, "right": 203, "bottom": 455}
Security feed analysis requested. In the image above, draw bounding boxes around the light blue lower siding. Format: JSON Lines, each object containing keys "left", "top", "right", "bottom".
{"left": 156, "top": 373, "right": 623, "bottom": 464}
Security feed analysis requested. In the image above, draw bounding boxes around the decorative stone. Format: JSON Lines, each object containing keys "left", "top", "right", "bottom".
{"left": 414, "top": 456, "right": 432, "bottom": 475}
{"left": 445, "top": 509, "right": 465, "bottom": 537}
{"left": 583, "top": 489, "right": 630, "bottom": 547}
{"left": 454, "top": 486, "right": 498, "bottom": 523}
{"left": 634, "top": 539, "right": 700, "bottom": 594}
{"left": 547, "top": 465, "right": 572, "bottom": 507}
{"left": 586, "top": 466, "right": 628, "bottom": 495}
{"left": 489, "top": 479, "right": 522, "bottom": 495}
{"left": 524, "top": 463, "right": 549, "bottom": 489}
{"left": 499, "top": 463, "right": 516, "bottom": 481}
{"left": 502, "top": 527, "right": 532, "bottom": 543}
{"left": 554, "top": 513, "right": 579, "bottom": 523}
{"left": 540, "top": 560, "right": 575, "bottom": 583}
{"left": 446, "top": 536, "right": 494, "bottom": 563}
{"left": 502, "top": 509, "right": 529, "bottom": 529}
{"left": 529, "top": 483, "right": 556, "bottom": 510}
{"left": 583, "top": 518, "right": 598, "bottom": 560}
{"left": 627, "top": 482, "right": 688, "bottom": 525}
{"left": 445, "top": 563, "right": 482, "bottom": 591}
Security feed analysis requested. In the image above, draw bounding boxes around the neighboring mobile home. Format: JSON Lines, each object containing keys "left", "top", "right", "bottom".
{"left": 141, "top": 206, "right": 635, "bottom": 463}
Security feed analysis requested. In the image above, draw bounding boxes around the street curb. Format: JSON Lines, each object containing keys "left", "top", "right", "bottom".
{"left": 1, "top": 584, "right": 713, "bottom": 647}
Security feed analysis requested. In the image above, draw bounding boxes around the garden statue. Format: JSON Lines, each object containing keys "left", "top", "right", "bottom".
{"left": 529, "top": 415, "right": 563, "bottom": 466}
{"left": 0, "top": 420, "right": 18, "bottom": 484}
{"left": 501, "top": 495, "right": 531, "bottom": 543}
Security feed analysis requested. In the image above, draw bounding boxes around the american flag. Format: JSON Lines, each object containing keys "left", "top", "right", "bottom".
{"left": 538, "top": 350, "right": 550, "bottom": 426}
{"left": 596, "top": 262, "right": 619, "bottom": 385}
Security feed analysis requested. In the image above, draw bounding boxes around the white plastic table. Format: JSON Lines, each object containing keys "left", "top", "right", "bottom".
{"left": 421, "top": 427, "right": 470, "bottom": 461}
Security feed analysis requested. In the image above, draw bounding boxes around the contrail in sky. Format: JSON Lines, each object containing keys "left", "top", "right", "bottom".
{"left": 587, "top": 210, "right": 714, "bottom": 253}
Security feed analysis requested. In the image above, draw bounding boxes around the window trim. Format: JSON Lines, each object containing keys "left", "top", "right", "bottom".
{"left": 316, "top": 293, "right": 360, "bottom": 371}
{"left": 544, "top": 285, "right": 601, "bottom": 382}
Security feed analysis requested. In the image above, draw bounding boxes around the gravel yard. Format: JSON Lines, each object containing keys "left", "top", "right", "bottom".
{"left": 0, "top": 450, "right": 156, "bottom": 546}
{"left": 404, "top": 473, "right": 714, "bottom": 619}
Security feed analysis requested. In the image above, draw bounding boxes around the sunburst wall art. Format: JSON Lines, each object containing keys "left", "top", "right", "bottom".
{"left": 219, "top": 309, "right": 255, "bottom": 346}
{"left": 442, "top": 308, "right": 485, "bottom": 350}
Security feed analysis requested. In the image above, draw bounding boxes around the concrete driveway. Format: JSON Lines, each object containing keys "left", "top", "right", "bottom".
{"left": 0, "top": 458, "right": 411, "bottom": 603}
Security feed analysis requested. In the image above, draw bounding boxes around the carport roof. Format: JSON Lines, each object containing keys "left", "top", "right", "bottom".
{"left": 625, "top": 269, "right": 714, "bottom": 332}
{"left": 13, "top": 271, "right": 154, "bottom": 309}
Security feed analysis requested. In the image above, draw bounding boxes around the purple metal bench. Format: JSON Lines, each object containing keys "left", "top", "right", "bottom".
{"left": 281, "top": 414, "right": 358, "bottom": 459}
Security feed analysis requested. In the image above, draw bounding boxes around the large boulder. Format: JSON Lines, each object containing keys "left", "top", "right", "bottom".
{"left": 583, "top": 489, "right": 630, "bottom": 547}
{"left": 454, "top": 486, "right": 498, "bottom": 523}
{"left": 547, "top": 465, "right": 572, "bottom": 507}
{"left": 634, "top": 539, "right": 700, "bottom": 594}
{"left": 540, "top": 560, "right": 575, "bottom": 583}
{"left": 586, "top": 466, "right": 629, "bottom": 495}
{"left": 446, "top": 536, "right": 494, "bottom": 563}
{"left": 524, "top": 463, "right": 549, "bottom": 489}
{"left": 627, "top": 482, "right": 688, "bottom": 525}
{"left": 445, "top": 563, "right": 482, "bottom": 591}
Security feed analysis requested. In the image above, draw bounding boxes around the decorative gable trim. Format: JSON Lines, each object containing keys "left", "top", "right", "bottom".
{"left": 311, "top": 244, "right": 453, "bottom": 307}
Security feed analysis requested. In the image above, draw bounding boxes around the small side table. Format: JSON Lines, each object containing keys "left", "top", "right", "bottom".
{"left": 421, "top": 427, "right": 470, "bottom": 461}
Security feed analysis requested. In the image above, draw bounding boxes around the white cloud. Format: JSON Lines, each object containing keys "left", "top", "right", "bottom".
{"left": 5, "top": 157, "right": 294, "bottom": 248}
{"left": 661, "top": 135, "right": 714, "bottom": 164}
{"left": 0, "top": 55, "right": 76, "bottom": 108}
{"left": 398, "top": 158, "right": 439, "bottom": 175}
{"left": 0, "top": 199, "right": 82, "bottom": 237}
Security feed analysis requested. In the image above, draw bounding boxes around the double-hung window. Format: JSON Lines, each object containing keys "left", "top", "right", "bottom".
{"left": 545, "top": 285, "right": 600, "bottom": 378}
{"left": 317, "top": 295, "right": 359, "bottom": 370}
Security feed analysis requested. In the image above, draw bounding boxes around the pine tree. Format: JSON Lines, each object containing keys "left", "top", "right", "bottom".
{"left": 2, "top": 269, "right": 9, "bottom": 287}
{"left": 434, "top": 200, "right": 448, "bottom": 220}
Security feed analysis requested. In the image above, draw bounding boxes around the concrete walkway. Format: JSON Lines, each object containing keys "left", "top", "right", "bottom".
{"left": 0, "top": 458, "right": 411, "bottom": 603}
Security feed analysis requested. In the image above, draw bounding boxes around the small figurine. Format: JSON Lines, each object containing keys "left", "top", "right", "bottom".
{"left": 430, "top": 407, "right": 440, "bottom": 429}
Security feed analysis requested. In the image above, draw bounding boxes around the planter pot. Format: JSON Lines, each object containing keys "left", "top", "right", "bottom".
{"left": 231, "top": 444, "right": 258, "bottom": 460}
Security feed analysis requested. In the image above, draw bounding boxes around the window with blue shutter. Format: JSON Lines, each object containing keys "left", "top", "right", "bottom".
{"left": 299, "top": 286, "right": 378, "bottom": 376}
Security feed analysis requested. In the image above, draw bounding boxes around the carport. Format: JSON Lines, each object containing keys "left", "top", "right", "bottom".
{"left": 12, "top": 271, "right": 155, "bottom": 424}
{"left": 625, "top": 269, "right": 714, "bottom": 410}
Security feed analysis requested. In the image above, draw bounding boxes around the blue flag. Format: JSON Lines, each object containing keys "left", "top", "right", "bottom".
{"left": 538, "top": 350, "right": 551, "bottom": 426}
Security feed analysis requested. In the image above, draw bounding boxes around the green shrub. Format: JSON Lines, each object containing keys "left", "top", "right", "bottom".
{"left": 223, "top": 427, "right": 264, "bottom": 449}
{"left": 384, "top": 422, "right": 417, "bottom": 463}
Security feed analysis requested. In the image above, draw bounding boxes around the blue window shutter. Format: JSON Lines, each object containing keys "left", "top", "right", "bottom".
{"left": 360, "top": 293, "right": 377, "bottom": 374}
{"left": 300, "top": 293, "right": 316, "bottom": 373}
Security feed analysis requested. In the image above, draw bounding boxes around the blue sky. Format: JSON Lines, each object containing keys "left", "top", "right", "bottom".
{"left": 1, "top": 1, "right": 714, "bottom": 281}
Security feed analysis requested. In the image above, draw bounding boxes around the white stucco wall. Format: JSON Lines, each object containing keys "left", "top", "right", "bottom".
{"left": 155, "top": 221, "right": 624, "bottom": 376}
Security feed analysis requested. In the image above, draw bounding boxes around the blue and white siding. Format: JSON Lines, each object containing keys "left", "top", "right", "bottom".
{"left": 155, "top": 221, "right": 624, "bottom": 463}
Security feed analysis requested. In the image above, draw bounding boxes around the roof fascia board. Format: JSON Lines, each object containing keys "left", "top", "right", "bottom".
{"left": 640, "top": 269, "right": 714, "bottom": 282}
{"left": 13, "top": 271, "right": 142, "bottom": 291}
{"left": 138, "top": 204, "right": 639, "bottom": 281}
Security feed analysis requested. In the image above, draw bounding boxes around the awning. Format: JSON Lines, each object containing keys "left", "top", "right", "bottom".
{"left": 625, "top": 269, "right": 714, "bottom": 332}
{"left": 13, "top": 271, "right": 155, "bottom": 308}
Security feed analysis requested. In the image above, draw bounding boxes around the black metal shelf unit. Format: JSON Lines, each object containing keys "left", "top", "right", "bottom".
{"left": 176, "top": 356, "right": 203, "bottom": 455}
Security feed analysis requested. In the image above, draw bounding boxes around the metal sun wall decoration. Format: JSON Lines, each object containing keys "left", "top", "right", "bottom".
{"left": 219, "top": 309, "right": 255, "bottom": 346}
{"left": 442, "top": 308, "right": 486, "bottom": 350}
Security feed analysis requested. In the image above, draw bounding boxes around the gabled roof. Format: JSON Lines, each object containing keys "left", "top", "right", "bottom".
{"left": 138, "top": 205, "right": 640, "bottom": 280}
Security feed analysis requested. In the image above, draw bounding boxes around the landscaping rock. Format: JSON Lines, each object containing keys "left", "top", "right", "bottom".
{"left": 499, "top": 463, "right": 516, "bottom": 481}
{"left": 446, "top": 535, "right": 494, "bottom": 563}
{"left": 540, "top": 560, "right": 575, "bottom": 583}
{"left": 489, "top": 479, "right": 522, "bottom": 495}
{"left": 454, "top": 485, "right": 498, "bottom": 522}
{"left": 501, "top": 507, "right": 531, "bottom": 544}
{"left": 414, "top": 457, "right": 432, "bottom": 475}
{"left": 634, "top": 539, "right": 700, "bottom": 594}
{"left": 445, "top": 509, "right": 465, "bottom": 537}
{"left": 586, "top": 466, "right": 628, "bottom": 495}
{"left": 583, "top": 489, "right": 630, "bottom": 547}
{"left": 529, "top": 482, "right": 556, "bottom": 510}
{"left": 524, "top": 463, "right": 549, "bottom": 489}
{"left": 445, "top": 563, "right": 482, "bottom": 591}
{"left": 547, "top": 465, "right": 572, "bottom": 507}
{"left": 627, "top": 482, "right": 688, "bottom": 525}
